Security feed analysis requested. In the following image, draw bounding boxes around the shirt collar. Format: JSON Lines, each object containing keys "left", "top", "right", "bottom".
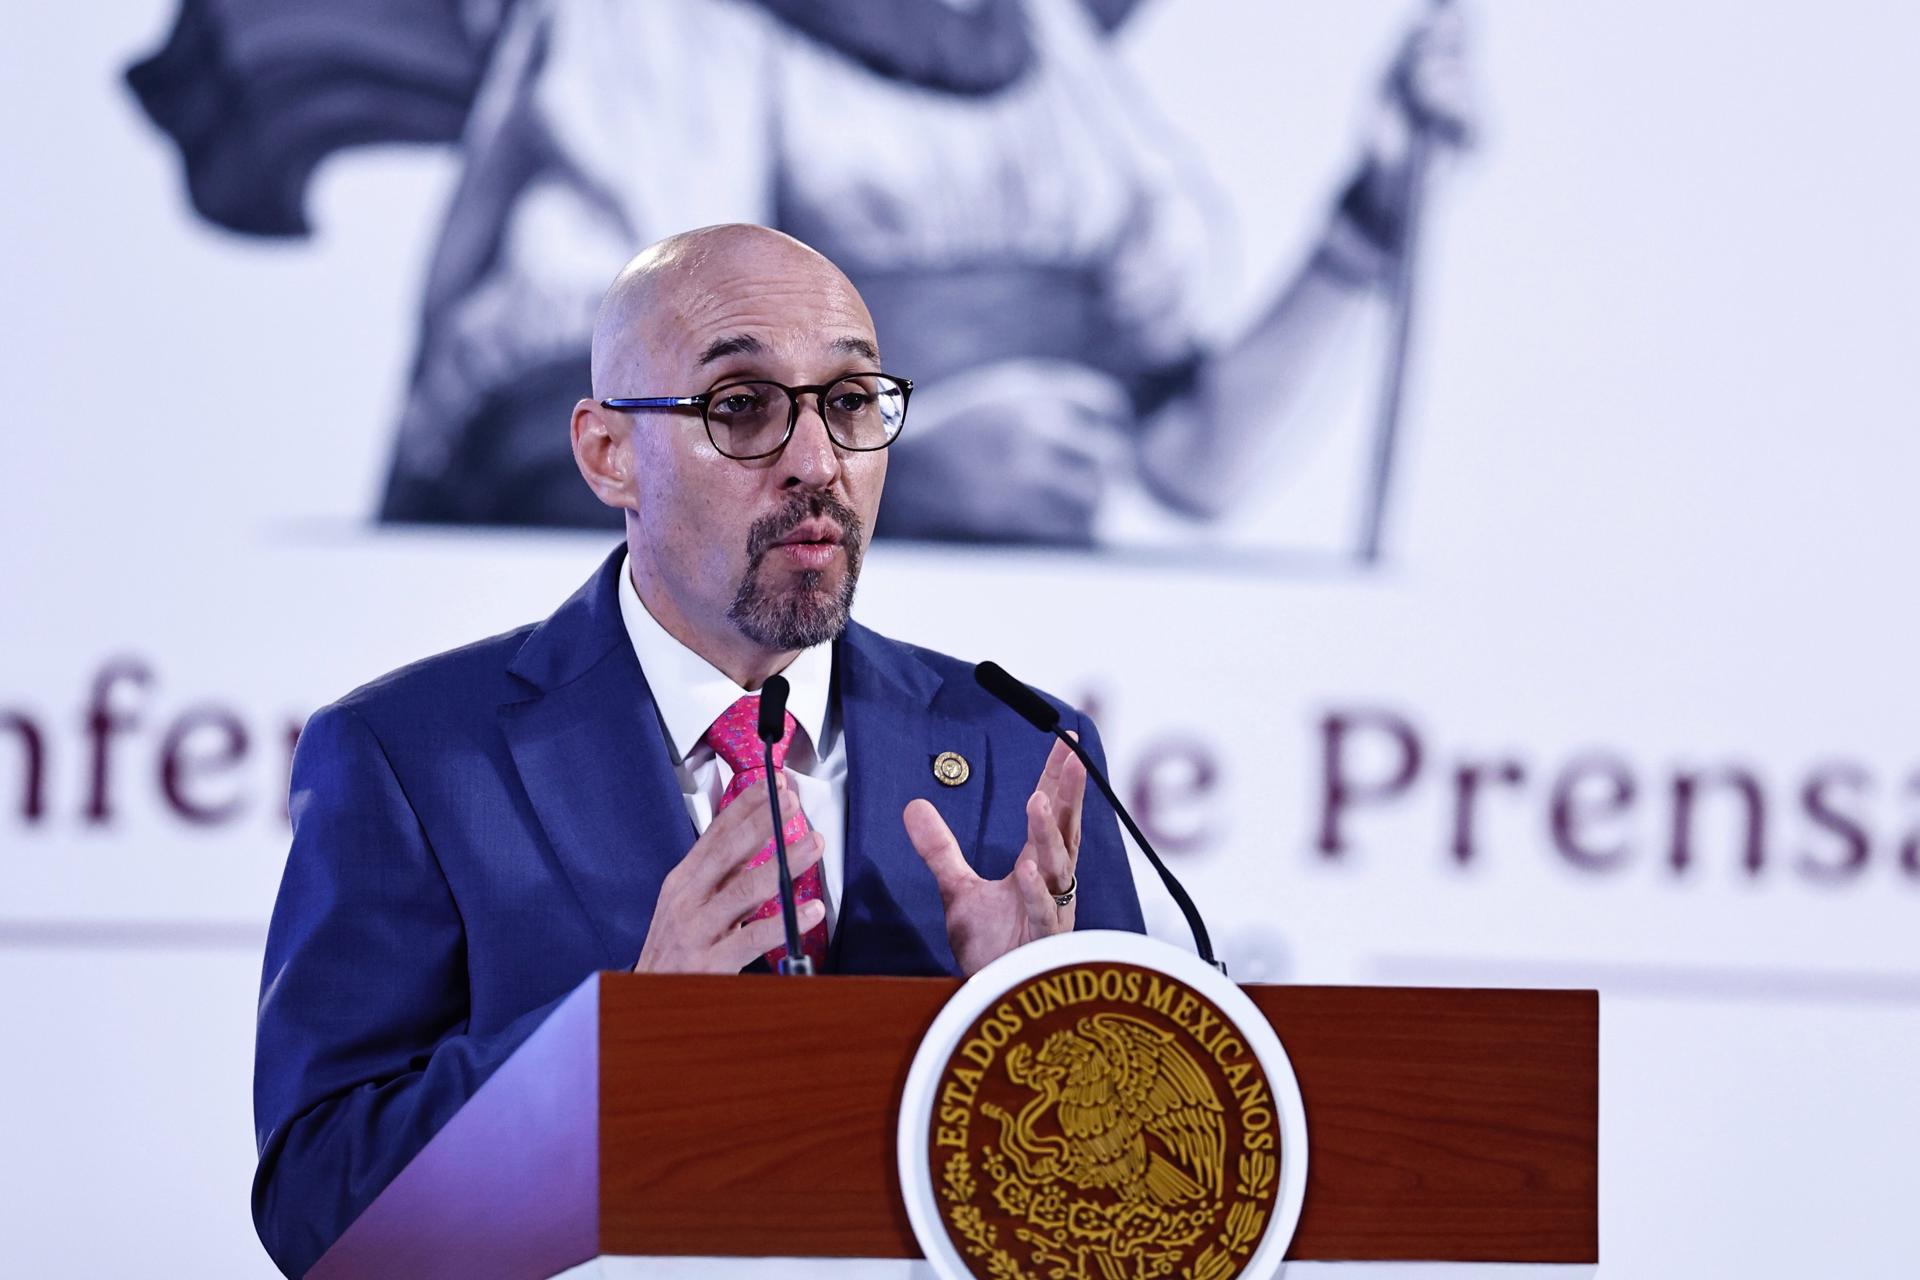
{"left": 617, "top": 551, "right": 834, "bottom": 765}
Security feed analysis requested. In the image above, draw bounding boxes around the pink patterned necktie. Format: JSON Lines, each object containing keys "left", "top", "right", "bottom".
{"left": 704, "top": 694, "right": 828, "bottom": 972}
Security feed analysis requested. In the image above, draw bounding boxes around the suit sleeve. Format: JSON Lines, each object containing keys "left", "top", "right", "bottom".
{"left": 251, "top": 703, "right": 567, "bottom": 1277}
{"left": 1066, "top": 710, "right": 1148, "bottom": 933}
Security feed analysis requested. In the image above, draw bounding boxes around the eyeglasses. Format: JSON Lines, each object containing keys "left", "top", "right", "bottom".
{"left": 601, "top": 373, "right": 913, "bottom": 461}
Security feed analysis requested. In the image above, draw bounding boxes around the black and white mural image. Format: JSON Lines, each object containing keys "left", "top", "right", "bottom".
{"left": 11, "top": 6, "right": 1919, "bottom": 1273}
{"left": 127, "top": 0, "right": 1471, "bottom": 557}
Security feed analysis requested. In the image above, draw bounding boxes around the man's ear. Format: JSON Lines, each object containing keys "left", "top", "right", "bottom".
{"left": 571, "top": 399, "right": 634, "bottom": 510}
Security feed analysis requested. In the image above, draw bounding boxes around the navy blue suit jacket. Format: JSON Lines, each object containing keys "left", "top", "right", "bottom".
{"left": 252, "top": 548, "right": 1144, "bottom": 1275}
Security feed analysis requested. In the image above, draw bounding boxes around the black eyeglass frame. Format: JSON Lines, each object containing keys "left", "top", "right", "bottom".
{"left": 600, "top": 373, "right": 914, "bottom": 461}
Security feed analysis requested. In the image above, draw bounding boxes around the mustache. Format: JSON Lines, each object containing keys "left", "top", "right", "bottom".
{"left": 744, "top": 491, "right": 863, "bottom": 564}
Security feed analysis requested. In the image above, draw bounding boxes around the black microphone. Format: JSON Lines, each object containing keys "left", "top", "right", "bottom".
{"left": 974, "top": 659, "right": 1062, "bottom": 734}
{"left": 756, "top": 674, "right": 811, "bottom": 975}
{"left": 974, "top": 661, "right": 1225, "bottom": 974}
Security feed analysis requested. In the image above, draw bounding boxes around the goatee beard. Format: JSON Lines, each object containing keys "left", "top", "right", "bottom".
{"left": 727, "top": 491, "right": 864, "bottom": 650}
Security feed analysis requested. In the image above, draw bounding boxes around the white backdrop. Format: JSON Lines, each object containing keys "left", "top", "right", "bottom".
{"left": 3, "top": 2, "right": 1917, "bottom": 1276}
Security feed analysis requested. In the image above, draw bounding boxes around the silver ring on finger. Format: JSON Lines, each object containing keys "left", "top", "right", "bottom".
{"left": 1052, "top": 874, "right": 1077, "bottom": 909}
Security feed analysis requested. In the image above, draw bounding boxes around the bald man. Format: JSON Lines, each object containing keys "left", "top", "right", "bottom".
{"left": 251, "top": 224, "right": 1145, "bottom": 1275}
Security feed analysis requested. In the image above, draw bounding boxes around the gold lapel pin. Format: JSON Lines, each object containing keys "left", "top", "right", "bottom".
{"left": 932, "top": 751, "right": 971, "bottom": 787}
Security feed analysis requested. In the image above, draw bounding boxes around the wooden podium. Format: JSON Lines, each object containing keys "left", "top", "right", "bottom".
{"left": 309, "top": 974, "right": 1597, "bottom": 1278}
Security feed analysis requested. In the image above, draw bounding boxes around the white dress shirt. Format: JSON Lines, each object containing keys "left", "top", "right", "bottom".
{"left": 617, "top": 553, "right": 847, "bottom": 931}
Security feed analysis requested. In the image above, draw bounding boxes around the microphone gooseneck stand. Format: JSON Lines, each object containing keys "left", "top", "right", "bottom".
{"left": 974, "top": 660, "right": 1226, "bottom": 974}
{"left": 756, "top": 674, "right": 812, "bottom": 975}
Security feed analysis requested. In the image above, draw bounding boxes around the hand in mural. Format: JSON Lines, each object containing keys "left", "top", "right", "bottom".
{"left": 1390, "top": 2, "right": 1477, "bottom": 149}
{"left": 1335, "top": 3, "right": 1480, "bottom": 273}
{"left": 878, "top": 362, "right": 1130, "bottom": 546}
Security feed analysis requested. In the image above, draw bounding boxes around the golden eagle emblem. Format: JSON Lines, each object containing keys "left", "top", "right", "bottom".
{"left": 989, "top": 1013, "right": 1227, "bottom": 1208}
{"left": 931, "top": 963, "right": 1280, "bottom": 1280}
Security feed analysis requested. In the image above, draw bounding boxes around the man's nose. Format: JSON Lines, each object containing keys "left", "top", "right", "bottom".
{"left": 780, "top": 393, "right": 842, "bottom": 488}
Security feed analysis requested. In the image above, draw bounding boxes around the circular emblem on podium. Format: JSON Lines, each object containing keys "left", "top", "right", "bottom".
{"left": 900, "top": 932, "right": 1307, "bottom": 1280}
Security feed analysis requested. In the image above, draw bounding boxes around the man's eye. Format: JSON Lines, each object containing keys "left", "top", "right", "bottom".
{"left": 715, "top": 393, "right": 762, "bottom": 415}
{"left": 830, "top": 392, "right": 871, "bottom": 413}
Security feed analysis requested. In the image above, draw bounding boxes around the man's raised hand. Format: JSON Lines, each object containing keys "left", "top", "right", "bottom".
{"left": 904, "top": 736, "right": 1086, "bottom": 975}
{"left": 633, "top": 777, "right": 826, "bottom": 973}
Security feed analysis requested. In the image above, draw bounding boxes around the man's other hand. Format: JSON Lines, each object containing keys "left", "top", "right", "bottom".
{"left": 633, "top": 777, "right": 826, "bottom": 973}
{"left": 904, "top": 737, "right": 1085, "bottom": 975}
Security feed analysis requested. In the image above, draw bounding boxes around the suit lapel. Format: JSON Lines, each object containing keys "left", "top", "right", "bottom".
{"left": 835, "top": 623, "right": 985, "bottom": 976}
{"left": 499, "top": 549, "right": 695, "bottom": 969}
{"left": 496, "top": 557, "right": 987, "bottom": 977}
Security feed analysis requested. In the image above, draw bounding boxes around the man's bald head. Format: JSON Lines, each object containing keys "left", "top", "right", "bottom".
{"left": 570, "top": 223, "right": 890, "bottom": 685}
{"left": 589, "top": 223, "right": 871, "bottom": 397}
